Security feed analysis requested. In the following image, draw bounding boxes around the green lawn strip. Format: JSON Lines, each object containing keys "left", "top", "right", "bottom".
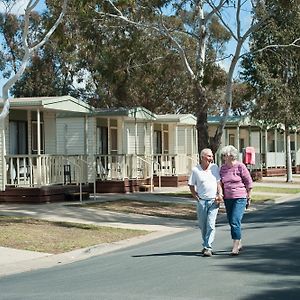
{"left": 0, "top": 216, "right": 149, "bottom": 254}
{"left": 253, "top": 186, "right": 300, "bottom": 194}
{"left": 157, "top": 191, "right": 193, "bottom": 198}
{"left": 170, "top": 192, "right": 279, "bottom": 203}
{"left": 159, "top": 186, "right": 300, "bottom": 196}
{"left": 251, "top": 194, "right": 278, "bottom": 203}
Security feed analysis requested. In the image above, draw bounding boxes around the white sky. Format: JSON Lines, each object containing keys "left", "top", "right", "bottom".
{"left": 0, "top": 0, "right": 30, "bottom": 15}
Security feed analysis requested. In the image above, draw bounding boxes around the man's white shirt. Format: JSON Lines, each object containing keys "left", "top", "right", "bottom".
{"left": 188, "top": 163, "right": 220, "bottom": 199}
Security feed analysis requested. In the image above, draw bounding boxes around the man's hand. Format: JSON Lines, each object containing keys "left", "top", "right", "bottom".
{"left": 215, "top": 194, "right": 223, "bottom": 204}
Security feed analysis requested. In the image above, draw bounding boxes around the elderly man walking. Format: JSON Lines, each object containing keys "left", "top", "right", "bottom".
{"left": 188, "top": 148, "right": 223, "bottom": 257}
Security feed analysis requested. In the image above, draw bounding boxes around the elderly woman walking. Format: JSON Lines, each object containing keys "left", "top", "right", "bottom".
{"left": 220, "top": 145, "right": 253, "bottom": 255}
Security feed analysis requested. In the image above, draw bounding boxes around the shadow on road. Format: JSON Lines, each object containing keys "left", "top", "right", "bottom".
{"left": 132, "top": 249, "right": 230, "bottom": 258}
{"left": 132, "top": 251, "right": 202, "bottom": 257}
{"left": 241, "top": 286, "right": 300, "bottom": 300}
{"left": 222, "top": 200, "right": 300, "bottom": 300}
{"left": 131, "top": 200, "right": 300, "bottom": 300}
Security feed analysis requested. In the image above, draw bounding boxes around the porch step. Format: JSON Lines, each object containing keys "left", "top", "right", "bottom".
{"left": 139, "top": 184, "right": 154, "bottom": 192}
{"left": 263, "top": 168, "right": 286, "bottom": 177}
{"left": 64, "top": 191, "right": 90, "bottom": 201}
{"left": 153, "top": 175, "right": 188, "bottom": 187}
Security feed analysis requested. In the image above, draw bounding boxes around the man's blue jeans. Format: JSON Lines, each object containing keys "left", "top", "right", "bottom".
{"left": 224, "top": 198, "right": 247, "bottom": 240}
{"left": 196, "top": 199, "right": 219, "bottom": 250}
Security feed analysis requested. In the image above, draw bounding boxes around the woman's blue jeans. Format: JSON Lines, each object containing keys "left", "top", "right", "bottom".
{"left": 224, "top": 198, "right": 247, "bottom": 240}
{"left": 196, "top": 199, "right": 219, "bottom": 250}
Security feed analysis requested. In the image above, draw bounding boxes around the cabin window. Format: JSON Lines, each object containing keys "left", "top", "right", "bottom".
{"left": 163, "top": 131, "right": 169, "bottom": 154}
{"left": 229, "top": 134, "right": 235, "bottom": 147}
{"left": 98, "top": 126, "right": 108, "bottom": 154}
{"left": 290, "top": 141, "right": 295, "bottom": 151}
{"left": 239, "top": 138, "right": 245, "bottom": 153}
{"left": 269, "top": 140, "right": 275, "bottom": 152}
{"left": 110, "top": 128, "right": 118, "bottom": 155}
{"left": 154, "top": 130, "right": 162, "bottom": 154}
{"left": 9, "top": 121, "right": 27, "bottom": 154}
{"left": 277, "top": 133, "right": 284, "bottom": 152}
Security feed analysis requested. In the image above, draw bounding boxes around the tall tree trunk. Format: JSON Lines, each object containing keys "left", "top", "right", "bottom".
{"left": 285, "top": 122, "right": 293, "bottom": 182}
{"left": 194, "top": 81, "right": 210, "bottom": 153}
{"left": 197, "top": 112, "right": 209, "bottom": 153}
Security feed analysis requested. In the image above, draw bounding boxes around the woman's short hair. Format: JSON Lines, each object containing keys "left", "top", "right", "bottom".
{"left": 220, "top": 145, "right": 238, "bottom": 159}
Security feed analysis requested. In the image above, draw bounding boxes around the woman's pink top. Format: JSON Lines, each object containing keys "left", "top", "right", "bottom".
{"left": 220, "top": 162, "right": 253, "bottom": 199}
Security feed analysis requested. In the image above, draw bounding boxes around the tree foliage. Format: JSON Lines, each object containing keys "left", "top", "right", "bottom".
{"left": 241, "top": 0, "right": 300, "bottom": 182}
{"left": 241, "top": 0, "right": 300, "bottom": 126}
{"left": 2, "top": 0, "right": 230, "bottom": 118}
{"left": 0, "top": 0, "right": 68, "bottom": 121}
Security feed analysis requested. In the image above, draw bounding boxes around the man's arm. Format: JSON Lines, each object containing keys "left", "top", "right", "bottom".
{"left": 189, "top": 185, "right": 199, "bottom": 201}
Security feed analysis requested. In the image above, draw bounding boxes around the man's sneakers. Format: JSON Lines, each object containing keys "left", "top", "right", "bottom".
{"left": 202, "top": 248, "right": 213, "bottom": 257}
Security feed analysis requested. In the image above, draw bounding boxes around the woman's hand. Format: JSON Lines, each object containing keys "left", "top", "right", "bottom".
{"left": 246, "top": 197, "right": 251, "bottom": 209}
{"left": 215, "top": 194, "right": 223, "bottom": 204}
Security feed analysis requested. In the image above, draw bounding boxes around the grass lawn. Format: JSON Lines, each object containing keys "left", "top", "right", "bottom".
{"left": 253, "top": 186, "right": 300, "bottom": 194}
{"left": 158, "top": 186, "right": 296, "bottom": 199}
{"left": 0, "top": 216, "right": 149, "bottom": 254}
{"left": 251, "top": 194, "right": 278, "bottom": 202}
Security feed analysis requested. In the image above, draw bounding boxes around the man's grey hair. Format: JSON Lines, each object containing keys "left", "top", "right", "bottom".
{"left": 220, "top": 145, "right": 238, "bottom": 159}
{"left": 200, "top": 148, "right": 213, "bottom": 158}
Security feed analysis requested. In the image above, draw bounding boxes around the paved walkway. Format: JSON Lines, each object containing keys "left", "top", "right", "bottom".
{"left": 1, "top": 175, "right": 300, "bottom": 277}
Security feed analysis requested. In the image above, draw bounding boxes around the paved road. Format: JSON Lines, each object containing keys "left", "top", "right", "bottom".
{"left": 0, "top": 198, "right": 299, "bottom": 300}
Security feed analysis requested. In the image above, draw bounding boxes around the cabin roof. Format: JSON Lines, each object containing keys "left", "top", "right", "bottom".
{"left": 155, "top": 114, "right": 197, "bottom": 125}
{"left": 0, "top": 96, "right": 93, "bottom": 113}
{"left": 95, "top": 106, "right": 156, "bottom": 120}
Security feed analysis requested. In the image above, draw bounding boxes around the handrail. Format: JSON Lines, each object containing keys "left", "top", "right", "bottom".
{"left": 153, "top": 161, "right": 161, "bottom": 188}
{"left": 136, "top": 156, "right": 154, "bottom": 192}
{"left": 75, "top": 156, "right": 96, "bottom": 202}
{"left": 64, "top": 158, "right": 83, "bottom": 202}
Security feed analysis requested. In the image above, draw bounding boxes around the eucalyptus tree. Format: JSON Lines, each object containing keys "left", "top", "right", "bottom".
{"left": 6, "top": 1, "right": 193, "bottom": 112}
{"left": 87, "top": 0, "right": 272, "bottom": 153}
{"left": 61, "top": 1, "right": 198, "bottom": 112}
{"left": 241, "top": 0, "right": 300, "bottom": 181}
{"left": 0, "top": 0, "right": 69, "bottom": 119}
{"left": 11, "top": 42, "right": 78, "bottom": 97}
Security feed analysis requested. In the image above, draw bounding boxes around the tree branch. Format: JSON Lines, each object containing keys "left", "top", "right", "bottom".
{"left": 0, "top": 0, "right": 69, "bottom": 120}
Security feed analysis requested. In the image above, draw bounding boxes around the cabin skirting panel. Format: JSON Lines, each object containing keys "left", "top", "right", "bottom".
{"left": 0, "top": 185, "right": 90, "bottom": 203}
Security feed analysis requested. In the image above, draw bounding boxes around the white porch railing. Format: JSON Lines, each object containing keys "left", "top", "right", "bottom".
{"left": 5, "top": 154, "right": 88, "bottom": 187}
{"left": 6, "top": 153, "right": 197, "bottom": 187}
{"left": 95, "top": 154, "right": 198, "bottom": 181}
{"left": 265, "top": 152, "right": 286, "bottom": 168}
{"left": 95, "top": 154, "right": 153, "bottom": 180}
